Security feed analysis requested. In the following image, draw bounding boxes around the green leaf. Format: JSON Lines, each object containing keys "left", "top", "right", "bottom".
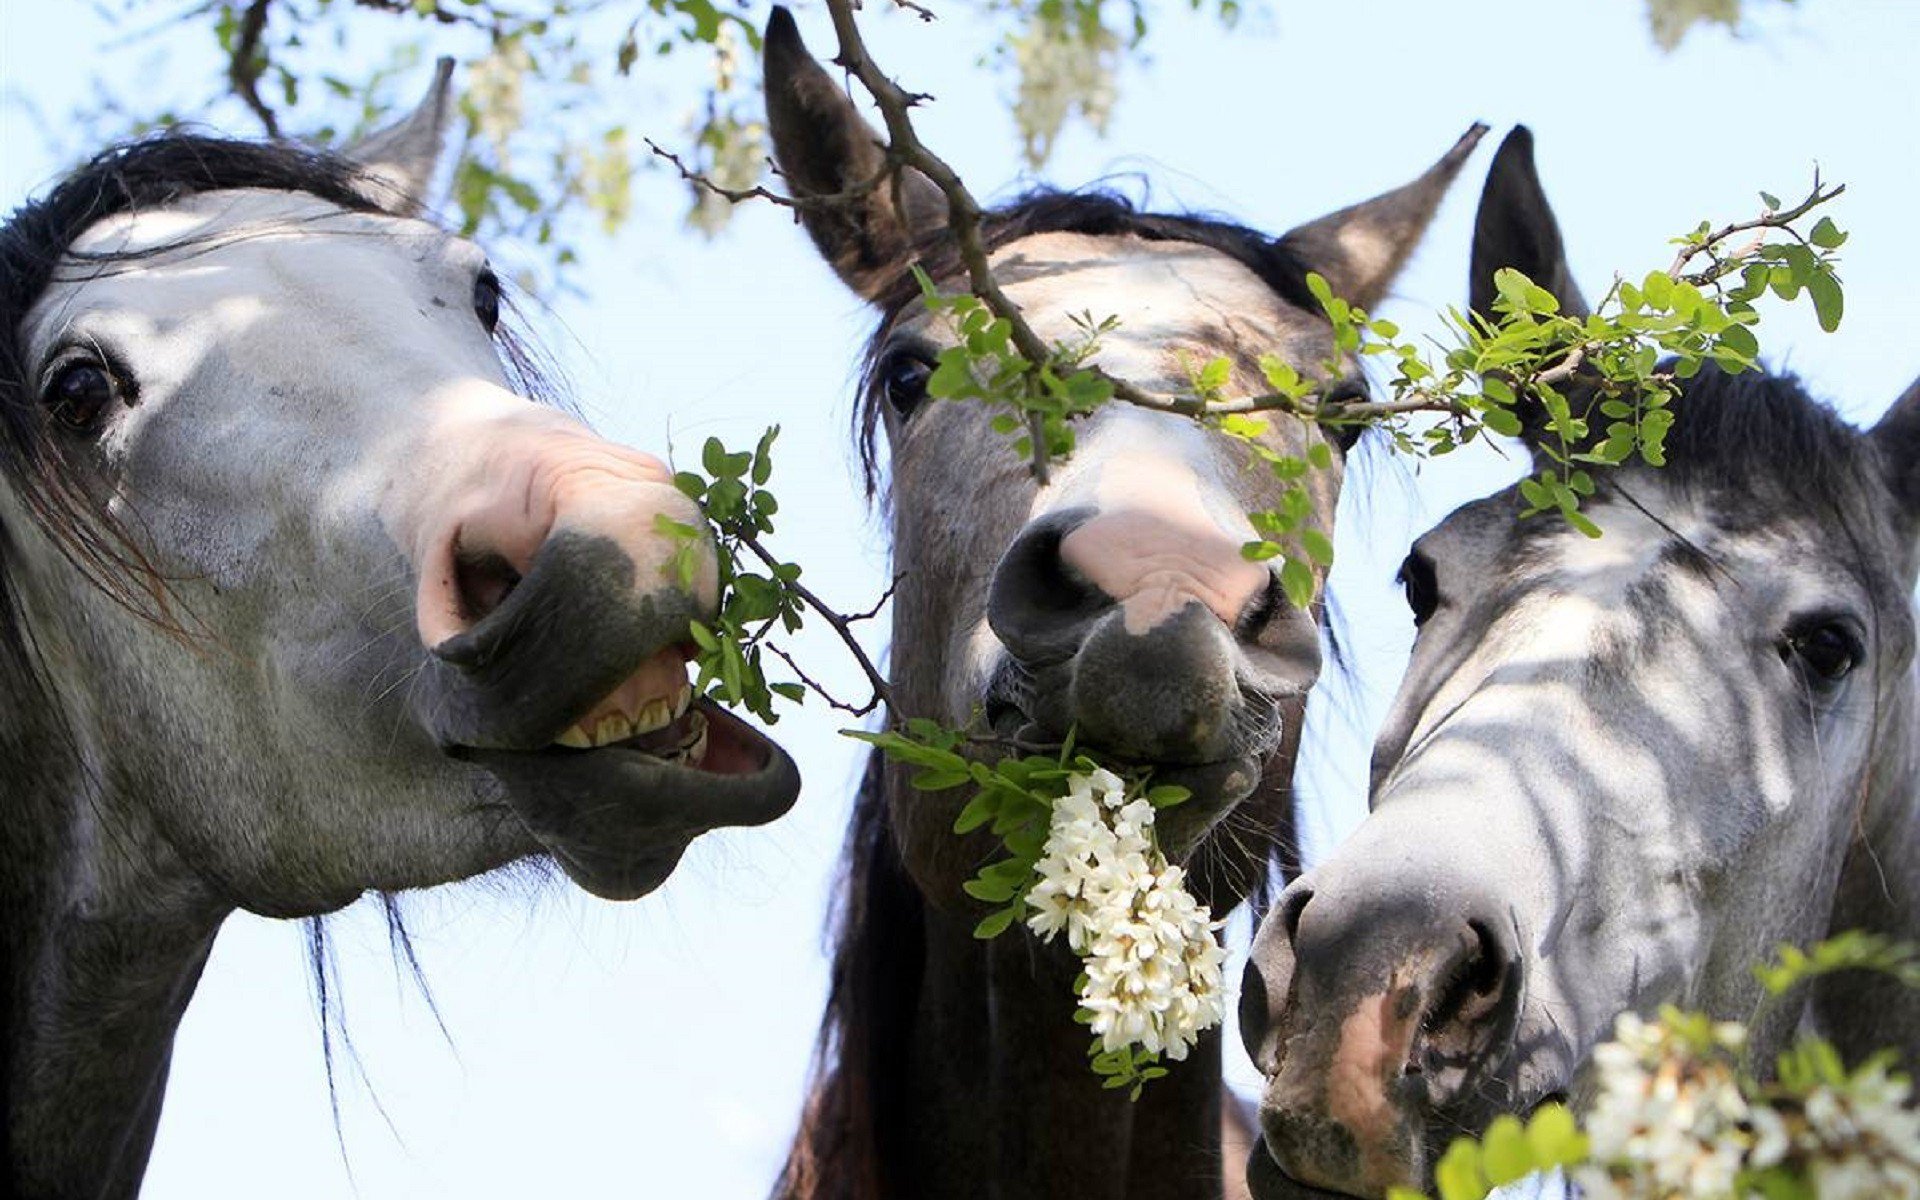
{"left": 1479, "top": 1115, "right": 1533, "bottom": 1186}
{"left": 953, "top": 790, "right": 999, "bottom": 834}
{"left": 1431, "top": 1138, "right": 1488, "bottom": 1200}
{"left": 1300, "top": 528, "right": 1336, "bottom": 567}
{"left": 963, "top": 875, "right": 1018, "bottom": 904}
{"left": 1279, "top": 558, "right": 1316, "bottom": 610}
{"left": 1523, "top": 1104, "right": 1590, "bottom": 1169}
{"left": 1146, "top": 784, "right": 1191, "bottom": 809}
{"left": 1807, "top": 269, "right": 1844, "bottom": 332}
{"left": 1809, "top": 216, "right": 1847, "bottom": 250}
{"left": 913, "top": 768, "right": 972, "bottom": 792}
{"left": 973, "top": 905, "right": 1019, "bottom": 939}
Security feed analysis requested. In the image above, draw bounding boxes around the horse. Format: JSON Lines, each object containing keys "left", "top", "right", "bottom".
{"left": 1239, "top": 126, "right": 1920, "bottom": 1198}
{"left": 0, "top": 68, "right": 800, "bottom": 1198}
{"left": 757, "top": 9, "right": 1485, "bottom": 1197}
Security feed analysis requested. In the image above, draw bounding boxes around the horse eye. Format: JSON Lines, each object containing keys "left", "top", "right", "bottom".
{"left": 473, "top": 268, "right": 502, "bottom": 334}
{"left": 1783, "top": 622, "right": 1860, "bottom": 684}
{"left": 43, "top": 358, "right": 125, "bottom": 432}
{"left": 1398, "top": 551, "right": 1440, "bottom": 627}
{"left": 881, "top": 352, "right": 934, "bottom": 419}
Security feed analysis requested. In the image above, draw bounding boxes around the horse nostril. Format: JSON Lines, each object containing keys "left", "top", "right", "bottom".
{"left": 986, "top": 507, "right": 1107, "bottom": 663}
{"left": 1413, "top": 916, "right": 1521, "bottom": 1103}
{"left": 455, "top": 550, "right": 522, "bottom": 625}
{"left": 1235, "top": 572, "right": 1283, "bottom": 641}
{"left": 1279, "top": 886, "right": 1314, "bottom": 945}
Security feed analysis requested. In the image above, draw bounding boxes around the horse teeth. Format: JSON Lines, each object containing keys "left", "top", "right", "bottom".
{"left": 554, "top": 724, "right": 592, "bottom": 749}
{"left": 683, "top": 712, "right": 709, "bottom": 765}
{"left": 594, "top": 712, "right": 633, "bottom": 746}
{"left": 671, "top": 682, "right": 693, "bottom": 719}
{"left": 633, "top": 697, "right": 673, "bottom": 734}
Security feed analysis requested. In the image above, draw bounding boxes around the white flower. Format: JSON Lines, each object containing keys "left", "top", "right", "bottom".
{"left": 1022, "top": 770, "right": 1227, "bottom": 1069}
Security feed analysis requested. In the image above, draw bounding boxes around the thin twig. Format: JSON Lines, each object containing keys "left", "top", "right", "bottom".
{"left": 737, "top": 533, "right": 894, "bottom": 714}
{"left": 646, "top": 138, "right": 896, "bottom": 214}
{"left": 889, "top": 0, "right": 939, "bottom": 21}
{"left": 765, "top": 642, "right": 882, "bottom": 717}
{"left": 1669, "top": 179, "right": 1846, "bottom": 284}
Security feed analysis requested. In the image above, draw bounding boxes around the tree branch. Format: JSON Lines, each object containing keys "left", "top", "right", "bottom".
{"left": 228, "top": 0, "right": 280, "bottom": 138}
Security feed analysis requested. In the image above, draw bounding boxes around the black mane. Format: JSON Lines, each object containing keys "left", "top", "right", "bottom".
{"left": 853, "top": 188, "right": 1320, "bottom": 489}
{"left": 1645, "top": 362, "right": 1879, "bottom": 519}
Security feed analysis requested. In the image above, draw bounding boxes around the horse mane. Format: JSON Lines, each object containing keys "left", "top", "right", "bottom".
{"left": 773, "top": 749, "right": 923, "bottom": 1200}
{"left": 850, "top": 188, "right": 1321, "bottom": 495}
{"left": 1641, "top": 363, "right": 1882, "bottom": 520}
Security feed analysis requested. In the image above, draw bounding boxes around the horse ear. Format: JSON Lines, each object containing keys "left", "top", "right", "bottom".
{"left": 763, "top": 6, "right": 946, "bottom": 301}
{"left": 1872, "top": 377, "right": 1920, "bottom": 533}
{"left": 1469, "top": 126, "right": 1593, "bottom": 448}
{"left": 1276, "top": 123, "right": 1487, "bottom": 310}
{"left": 1469, "top": 126, "right": 1588, "bottom": 322}
{"left": 342, "top": 57, "right": 457, "bottom": 216}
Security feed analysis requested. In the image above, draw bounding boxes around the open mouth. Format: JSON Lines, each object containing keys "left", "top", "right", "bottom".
{"left": 524, "top": 646, "right": 764, "bottom": 775}
{"left": 450, "top": 645, "right": 801, "bottom": 899}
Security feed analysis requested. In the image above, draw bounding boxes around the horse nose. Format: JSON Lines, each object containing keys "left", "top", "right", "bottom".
{"left": 415, "top": 428, "right": 712, "bottom": 655}
{"left": 987, "top": 506, "right": 1279, "bottom": 659}
{"left": 1246, "top": 872, "right": 1523, "bottom": 1195}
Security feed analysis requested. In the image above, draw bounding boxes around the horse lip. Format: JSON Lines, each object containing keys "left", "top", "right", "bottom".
{"left": 1243, "top": 1141, "right": 1358, "bottom": 1200}
{"left": 452, "top": 700, "right": 801, "bottom": 900}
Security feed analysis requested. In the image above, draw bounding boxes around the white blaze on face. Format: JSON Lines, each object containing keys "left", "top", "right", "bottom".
{"left": 1005, "top": 235, "right": 1290, "bottom": 629}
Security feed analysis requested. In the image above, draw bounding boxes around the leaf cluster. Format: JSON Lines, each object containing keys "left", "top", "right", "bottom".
{"left": 665, "top": 429, "right": 808, "bottom": 723}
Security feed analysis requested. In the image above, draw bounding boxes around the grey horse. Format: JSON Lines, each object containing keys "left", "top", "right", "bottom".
{"left": 0, "top": 70, "right": 798, "bottom": 1198}
{"left": 1241, "top": 127, "right": 1919, "bottom": 1198}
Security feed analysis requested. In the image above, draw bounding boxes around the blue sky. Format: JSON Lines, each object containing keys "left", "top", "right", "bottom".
{"left": 4, "top": 1, "right": 1917, "bottom": 1195}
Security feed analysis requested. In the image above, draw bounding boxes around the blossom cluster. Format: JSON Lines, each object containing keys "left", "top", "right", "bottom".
{"left": 1024, "top": 768, "right": 1226, "bottom": 1062}
{"left": 1576, "top": 1011, "right": 1920, "bottom": 1200}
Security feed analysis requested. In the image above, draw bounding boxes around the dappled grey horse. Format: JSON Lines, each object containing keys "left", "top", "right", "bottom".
{"left": 758, "top": 9, "right": 1483, "bottom": 1198}
{"left": 1241, "top": 127, "right": 1920, "bottom": 1199}
{"left": 0, "top": 70, "right": 798, "bottom": 1198}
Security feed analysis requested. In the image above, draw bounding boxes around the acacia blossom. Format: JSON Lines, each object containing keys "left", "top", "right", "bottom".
{"left": 1025, "top": 769, "right": 1226, "bottom": 1062}
{"left": 1575, "top": 1011, "right": 1920, "bottom": 1200}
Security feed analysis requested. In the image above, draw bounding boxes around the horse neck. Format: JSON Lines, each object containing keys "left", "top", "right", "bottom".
{"left": 777, "top": 757, "right": 1228, "bottom": 1200}
{"left": 1, "top": 584, "right": 226, "bottom": 1199}
{"left": 1811, "top": 649, "right": 1920, "bottom": 1064}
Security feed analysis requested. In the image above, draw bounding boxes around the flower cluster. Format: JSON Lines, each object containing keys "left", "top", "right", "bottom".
{"left": 1575, "top": 1010, "right": 1920, "bottom": 1200}
{"left": 1024, "top": 769, "right": 1227, "bottom": 1062}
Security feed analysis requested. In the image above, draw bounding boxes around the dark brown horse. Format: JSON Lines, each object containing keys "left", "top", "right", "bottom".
{"left": 759, "top": 9, "right": 1483, "bottom": 1198}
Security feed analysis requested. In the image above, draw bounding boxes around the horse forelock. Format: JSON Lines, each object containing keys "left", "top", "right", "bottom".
{"left": 848, "top": 188, "right": 1321, "bottom": 499}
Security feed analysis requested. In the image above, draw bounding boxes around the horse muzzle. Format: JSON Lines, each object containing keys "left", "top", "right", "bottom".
{"left": 412, "top": 533, "right": 800, "bottom": 901}
{"left": 983, "top": 506, "right": 1314, "bottom": 854}
{"left": 1240, "top": 868, "right": 1533, "bottom": 1198}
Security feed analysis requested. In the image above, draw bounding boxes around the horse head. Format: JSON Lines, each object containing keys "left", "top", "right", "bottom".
{"left": 1240, "top": 127, "right": 1920, "bottom": 1198}
{"left": 764, "top": 6, "right": 1482, "bottom": 901}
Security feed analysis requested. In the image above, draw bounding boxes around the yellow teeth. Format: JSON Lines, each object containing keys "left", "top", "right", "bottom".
{"left": 548, "top": 681, "right": 700, "bottom": 752}
{"left": 634, "top": 697, "right": 674, "bottom": 735}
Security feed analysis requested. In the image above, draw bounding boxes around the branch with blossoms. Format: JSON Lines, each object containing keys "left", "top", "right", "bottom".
{"left": 1387, "top": 932, "right": 1920, "bottom": 1200}
{"left": 648, "top": 0, "right": 1861, "bottom": 1097}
